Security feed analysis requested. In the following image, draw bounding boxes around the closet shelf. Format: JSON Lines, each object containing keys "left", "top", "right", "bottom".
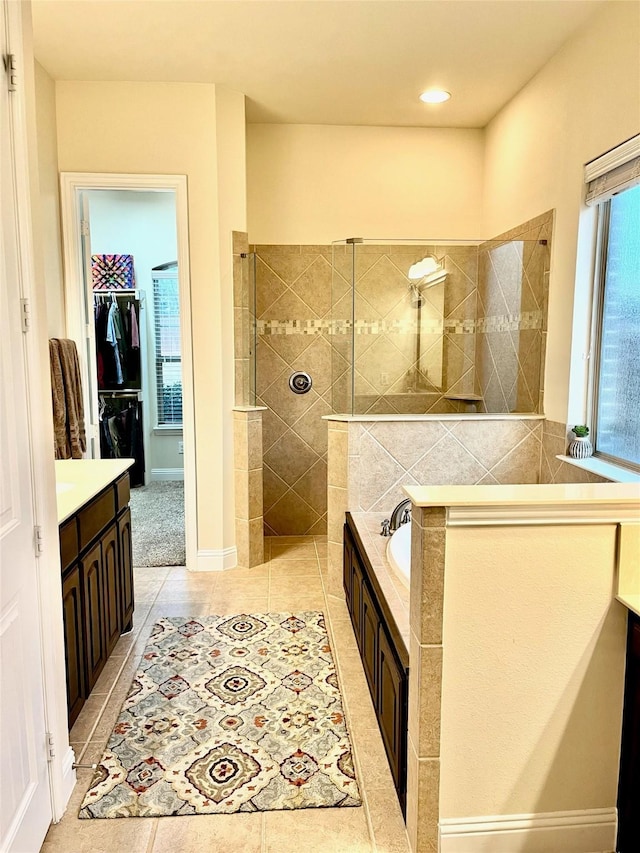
{"left": 99, "top": 389, "right": 142, "bottom": 398}
{"left": 93, "top": 289, "right": 145, "bottom": 305}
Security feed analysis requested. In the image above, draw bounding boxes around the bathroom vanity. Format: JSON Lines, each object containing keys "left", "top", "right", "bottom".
{"left": 343, "top": 513, "right": 409, "bottom": 813}
{"left": 56, "top": 459, "right": 135, "bottom": 726}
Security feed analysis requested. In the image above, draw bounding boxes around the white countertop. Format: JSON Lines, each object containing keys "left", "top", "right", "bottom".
{"left": 404, "top": 482, "right": 640, "bottom": 508}
{"left": 616, "top": 594, "right": 640, "bottom": 619}
{"left": 55, "top": 459, "right": 134, "bottom": 524}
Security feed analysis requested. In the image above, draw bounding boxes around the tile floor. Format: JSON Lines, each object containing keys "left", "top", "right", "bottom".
{"left": 42, "top": 536, "right": 410, "bottom": 853}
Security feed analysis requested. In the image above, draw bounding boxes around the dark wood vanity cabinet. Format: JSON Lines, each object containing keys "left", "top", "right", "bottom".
{"left": 343, "top": 515, "right": 409, "bottom": 813}
{"left": 80, "top": 538, "right": 108, "bottom": 692}
{"left": 617, "top": 611, "right": 640, "bottom": 852}
{"left": 118, "top": 508, "right": 134, "bottom": 632}
{"left": 61, "top": 565, "right": 85, "bottom": 725}
{"left": 59, "top": 473, "right": 134, "bottom": 726}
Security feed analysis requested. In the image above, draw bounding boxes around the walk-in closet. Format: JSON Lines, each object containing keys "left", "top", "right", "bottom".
{"left": 85, "top": 190, "right": 184, "bottom": 490}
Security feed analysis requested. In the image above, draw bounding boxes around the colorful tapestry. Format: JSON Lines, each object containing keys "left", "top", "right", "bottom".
{"left": 92, "top": 254, "right": 136, "bottom": 290}
{"left": 79, "top": 612, "right": 361, "bottom": 818}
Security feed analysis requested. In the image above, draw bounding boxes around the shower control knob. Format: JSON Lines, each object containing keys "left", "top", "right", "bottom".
{"left": 289, "top": 372, "right": 312, "bottom": 394}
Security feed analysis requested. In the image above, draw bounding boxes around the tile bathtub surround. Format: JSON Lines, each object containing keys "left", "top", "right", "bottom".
{"left": 327, "top": 420, "right": 349, "bottom": 593}
{"left": 343, "top": 416, "right": 544, "bottom": 515}
{"left": 234, "top": 408, "right": 265, "bottom": 567}
{"left": 44, "top": 547, "right": 410, "bottom": 853}
{"left": 475, "top": 211, "right": 553, "bottom": 413}
{"left": 405, "top": 506, "right": 446, "bottom": 853}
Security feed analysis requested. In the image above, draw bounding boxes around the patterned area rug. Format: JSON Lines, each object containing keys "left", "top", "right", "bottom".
{"left": 79, "top": 612, "right": 361, "bottom": 818}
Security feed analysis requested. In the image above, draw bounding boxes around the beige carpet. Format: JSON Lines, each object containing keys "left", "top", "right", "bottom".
{"left": 129, "top": 481, "right": 185, "bottom": 566}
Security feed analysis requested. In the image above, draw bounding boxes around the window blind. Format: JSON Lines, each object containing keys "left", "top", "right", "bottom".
{"left": 153, "top": 275, "right": 183, "bottom": 424}
{"left": 585, "top": 134, "right": 640, "bottom": 206}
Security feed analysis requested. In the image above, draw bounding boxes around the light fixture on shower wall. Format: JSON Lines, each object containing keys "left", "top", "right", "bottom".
{"left": 407, "top": 255, "right": 447, "bottom": 288}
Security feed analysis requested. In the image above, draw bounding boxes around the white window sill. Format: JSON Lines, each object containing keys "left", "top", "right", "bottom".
{"left": 153, "top": 426, "right": 183, "bottom": 435}
{"left": 556, "top": 455, "right": 640, "bottom": 483}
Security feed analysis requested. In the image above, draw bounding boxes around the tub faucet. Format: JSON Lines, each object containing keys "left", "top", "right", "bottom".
{"left": 389, "top": 498, "right": 411, "bottom": 533}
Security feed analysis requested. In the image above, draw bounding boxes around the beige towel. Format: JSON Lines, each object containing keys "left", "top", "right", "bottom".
{"left": 50, "top": 338, "right": 86, "bottom": 459}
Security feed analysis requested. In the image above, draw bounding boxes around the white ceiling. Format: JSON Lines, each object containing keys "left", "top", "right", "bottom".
{"left": 31, "top": 0, "right": 607, "bottom": 128}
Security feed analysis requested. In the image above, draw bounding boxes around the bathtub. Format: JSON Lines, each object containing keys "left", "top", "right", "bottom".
{"left": 386, "top": 522, "right": 411, "bottom": 586}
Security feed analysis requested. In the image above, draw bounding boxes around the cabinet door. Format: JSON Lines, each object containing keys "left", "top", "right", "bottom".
{"left": 343, "top": 526, "right": 353, "bottom": 609}
{"left": 62, "top": 565, "right": 85, "bottom": 727}
{"left": 102, "top": 523, "right": 121, "bottom": 657}
{"left": 378, "top": 624, "right": 407, "bottom": 801}
{"left": 351, "top": 550, "right": 364, "bottom": 651}
{"left": 118, "top": 508, "right": 134, "bottom": 633}
{"left": 361, "top": 581, "right": 379, "bottom": 702}
{"left": 618, "top": 616, "right": 640, "bottom": 852}
{"left": 80, "top": 540, "right": 106, "bottom": 692}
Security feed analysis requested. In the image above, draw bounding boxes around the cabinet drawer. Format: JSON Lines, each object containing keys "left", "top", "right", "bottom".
{"left": 78, "top": 487, "right": 116, "bottom": 550}
{"left": 60, "top": 518, "right": 79, "bottom": 572}
{"left": 116, "top": 474, "right": 130, "bottom": 513}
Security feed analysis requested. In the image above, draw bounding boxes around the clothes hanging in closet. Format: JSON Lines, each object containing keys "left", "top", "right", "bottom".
{"left": 94, "top": 295, "right": 141, "bottom": 389}
{"left": 99, "top": 396, "right": 145, "bottom": 486}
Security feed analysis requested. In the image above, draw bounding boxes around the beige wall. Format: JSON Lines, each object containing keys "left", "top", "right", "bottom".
{"left": 247, "top": 124, "right": 485, "bottom": 244}
{"left": 439, "top": 522, "right": 626, "bottom": 818}
{"left": 215, "top": 87, "right": 248, "bottom": 546}
{"left": 482, "top": 1, "right": 640, "bottom": 424}
{"left": 55, "top": 81, "right": 244, "bottom": 557}
{"left": 34, "top": 62, "right": 65, "bottom": 338}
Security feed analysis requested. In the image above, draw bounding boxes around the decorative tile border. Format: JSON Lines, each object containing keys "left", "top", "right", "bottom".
{"left": 476, "top": 310, "right": 543, "bottom": 333}
{"left": 257, "top": 313, "right": 541, "bottom": 338}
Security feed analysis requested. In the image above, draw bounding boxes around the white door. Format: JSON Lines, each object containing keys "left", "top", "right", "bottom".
{"left": 0, "top": 4, "right": 53, "bottom": 851}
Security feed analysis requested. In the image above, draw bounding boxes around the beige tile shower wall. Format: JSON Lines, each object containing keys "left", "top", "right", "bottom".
{"left": 347, "top": 417, "right": 544, "bottom": 515}
{"left": 232, "top": 230, "right": 250, "bottom": 406}
{"left": 540, "top": 420, "right": 609, "bottom": 484}
{"left": 475, "top": 211, "right": 553, "bottom": 413}
{"left": 255, "top": 245, "right": 333, "bottom": 535}
{"left": 233, "top": 409, "right": 264, "bottom": 567}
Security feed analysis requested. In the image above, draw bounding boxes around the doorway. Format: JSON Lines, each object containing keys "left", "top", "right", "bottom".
{"left": 60, "top": 174, "right": 196, "bottom": 570}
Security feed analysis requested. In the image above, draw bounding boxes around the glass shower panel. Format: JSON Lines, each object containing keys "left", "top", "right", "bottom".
{"left": 235, "top": 250, "right": 256, "bottom": 407}
{"left": 331, "top": 240, "right": 354, "bottom": 413}
{"left": 247, "top": 251, "right": 257, "bottom": 407}
{"left": 330, "top": 236, "right": 549, "bottom": 415}
{"left": 352, "top": 240, "right": 449, "bottom": 414}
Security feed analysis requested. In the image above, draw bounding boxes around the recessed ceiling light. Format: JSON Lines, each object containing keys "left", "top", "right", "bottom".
{"left": 419, "top": 90, "right": 451, "bottom": 104}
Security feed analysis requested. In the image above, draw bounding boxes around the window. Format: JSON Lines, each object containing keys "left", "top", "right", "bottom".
{"left": 153, "top": 272, "right": 183, "bottom": 425}
{"left": 588, "top": 156, "right": 640, "bottom": 471}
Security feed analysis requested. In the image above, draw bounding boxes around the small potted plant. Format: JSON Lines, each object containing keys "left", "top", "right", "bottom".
{"left": 568, "top": 424, "right": 593, "bottom": 459}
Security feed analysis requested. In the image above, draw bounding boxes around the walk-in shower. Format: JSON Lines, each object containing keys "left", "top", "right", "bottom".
{"left": 330, "top": 236, "right": 550, "bottom": 415}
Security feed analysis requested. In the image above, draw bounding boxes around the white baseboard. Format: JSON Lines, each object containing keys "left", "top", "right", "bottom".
{"left": 439, "top": 808, "right": 617, "bottom": 853}
{"left": 195, "top": 547, "right": 237, "bottom": 572}
{"left": 61, "top": 745, "right": 77, "bottom": 804}
{"left": 150, "top": 468, "right": 184, "bottom": 481}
